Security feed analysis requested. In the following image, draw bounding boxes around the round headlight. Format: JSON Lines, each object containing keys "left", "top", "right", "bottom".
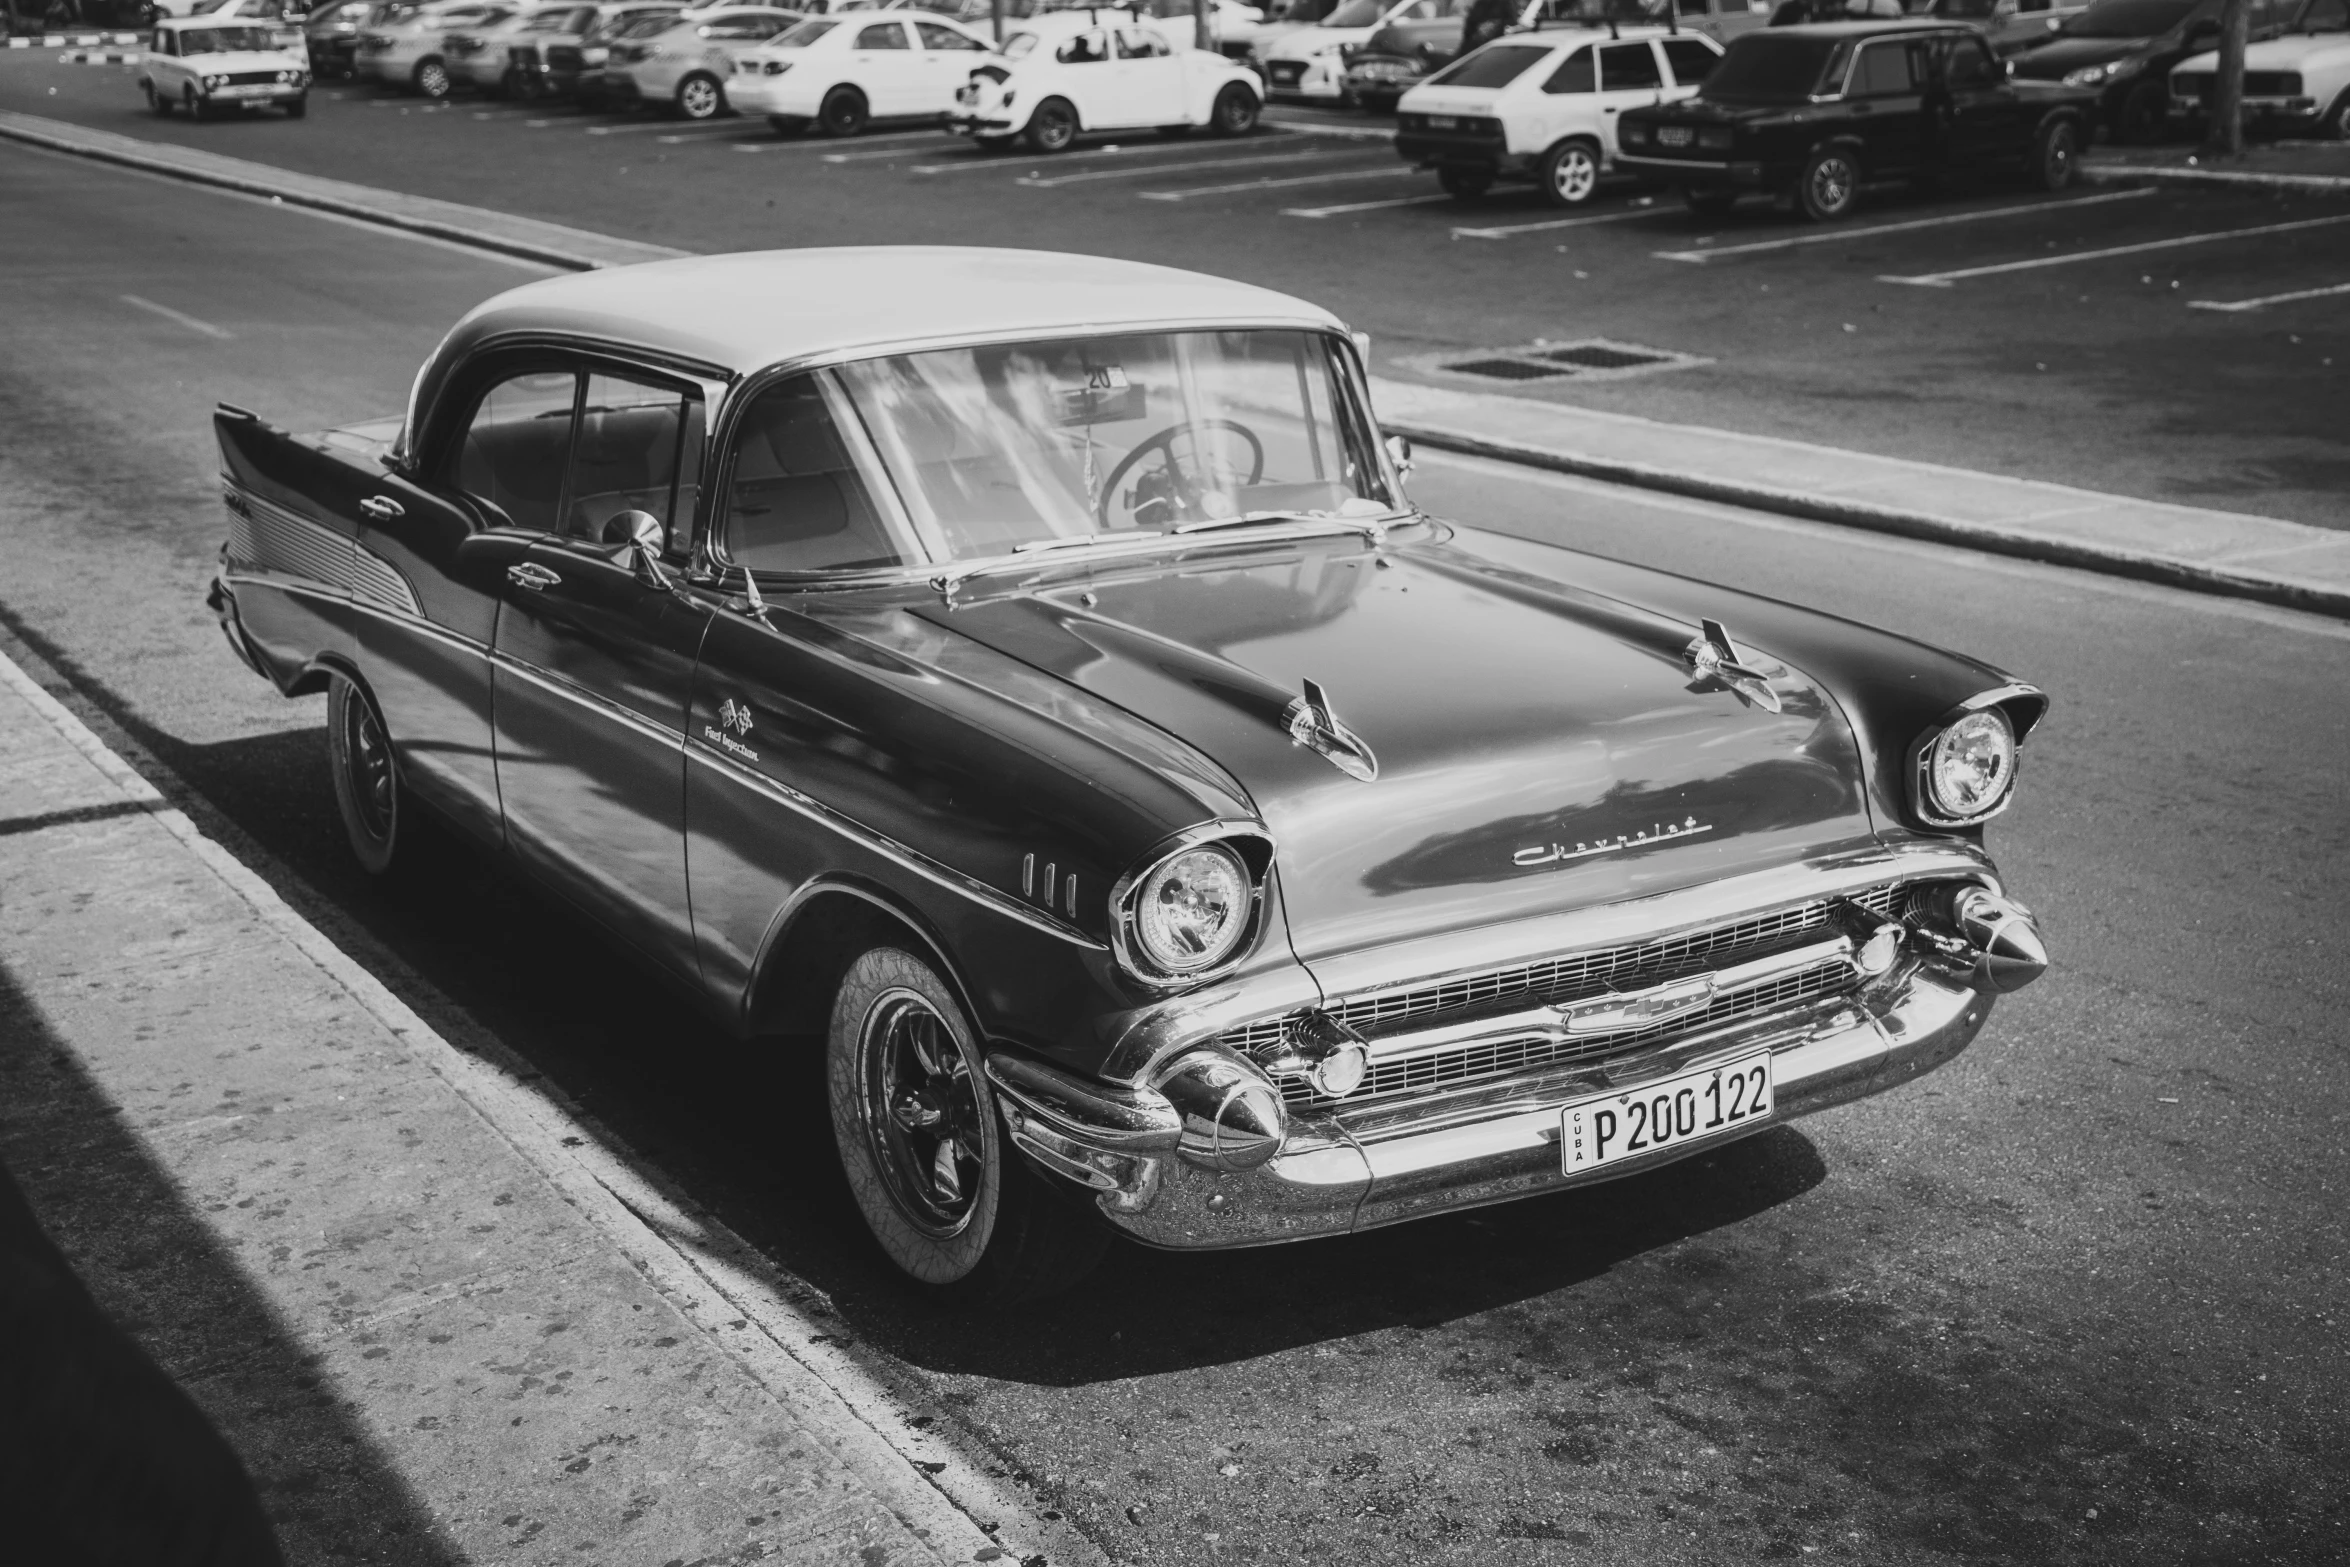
{"left": 1926, "top": 709, "right": 2016, "bottom": 821}
{"left": 1133, "top": 845, "right": 1252, "bottom": 974}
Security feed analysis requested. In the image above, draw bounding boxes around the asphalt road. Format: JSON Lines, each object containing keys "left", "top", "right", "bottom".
{"left": 4, "top": 139, "right": 2348, "bottom": 1566}
{"left": 5, "top": 48, "right": 2350, "bottom": 527}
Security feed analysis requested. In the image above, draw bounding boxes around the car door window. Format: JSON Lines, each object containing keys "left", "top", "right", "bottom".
{"left": 1542, "top": 44, "right": 1595, "bottom": 91}
{"left": 701, "top": 16, "right": 780, "bottom": 38}
{"left": 1847, "top": 37, "right": 1915, "bottom": 93}
{"left": 1942, "top": 32, "right": 1998, "bottom": 85}
{"left": 1660, "top": 36, "right": 1719, "bottom": 83}
{"left": 565, "top": 373, "right": 705, "bottom": 543}
{"left": 1598, "top": 40, "right": 1663, "bottom": 89}
{"left": 915, "top": 18, "right": 982, "bottom": 46}
{"left": 1115, "top": 24, "right": 1170, "bottom": 54}
{"left": 856, "top": 19, "right": 910, "bottom": 44}
{"left": 722, "top": 375, "right": 905, "bottom": 573}
{"left": 1057, "top": 27, "right": 1109, "bottom": 60}
{"left": 453, "top": 369, "right": 579, "bottom": 534}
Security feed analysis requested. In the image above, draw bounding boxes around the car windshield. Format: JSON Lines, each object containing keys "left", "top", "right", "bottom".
{"left": 2059, "top": 0, "right": 2199, "bottom": 35}
{"left": 1913, "top": 0, "right": 1993, "bottom": 15}
{"left": 772, "top": 15, "right": 837, "bottom": 39}
{"left": 614, "top": 9, "right": 676, "bottom": 31}
{"left": 523, "top": 6, "right": 593, "bottom": 27}
{"left": 1700, "top": 32, "right": 1840, "bottom": 97}
{"left": 2291, "top": 0, "right": 2346, "bottom": 29}
{"left": 179, "top": 23, "right": 284, "bottom": 47}
{"left": 1321, "top": 0, "right": 1385, "bottom": 25}
{"left": 722, "top": 331, "right": 1392, "bottom": 573}
{"left": 1425, "top": 40, "right": 1552, "bottom": 86}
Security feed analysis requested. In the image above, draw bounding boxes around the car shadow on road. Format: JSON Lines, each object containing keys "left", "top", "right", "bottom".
{"left": 0, "top": 961, "right": 458, "bottom": 1566}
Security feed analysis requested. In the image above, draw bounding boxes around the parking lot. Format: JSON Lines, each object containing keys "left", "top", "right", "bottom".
{"left": 6, "top": 43, "right": 2348, "bottom": 523}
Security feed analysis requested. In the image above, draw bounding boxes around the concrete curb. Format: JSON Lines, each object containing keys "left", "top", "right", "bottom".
{"left": 2080, "top": 160, "right": 2350, "bottom": 193}
{"left": 0, "top": 641, "right": 1106, "bottom": 1567}
{"left": 1384, "top": 420, "right": 2350, "bottom": 621}
{"left": 0, "top": 109, "right": 686, "bottom": 271}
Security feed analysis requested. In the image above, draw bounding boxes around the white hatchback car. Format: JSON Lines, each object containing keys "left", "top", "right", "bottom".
{"left": 1394, "top": 26, "right": 1720, "bottom": 203}
{"left": 732, "top": 12, "right": 995, "bottom": 133}
{"left": 604, "top": 3, "right": 802, "bottom": 114}
{"left": 1257, "top": 0, "right": 1458, "bottom": 103}
{"left": 138, "top": 16, "right": 312, "bottom": 117}
{"left": 949, "top": 13, "right": 1264, "bottom": 148}
{"left": 2170, "top": 0, "right": 2350, "bottom": 137}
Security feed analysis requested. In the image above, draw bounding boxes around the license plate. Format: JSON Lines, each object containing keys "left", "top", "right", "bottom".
{"left": 1561, "top": 1051, "right": 1772, "bottom": 1174}
{"left": 221, "top": 85, "right": 278, "bottom": 97}
{"left": 1425, "top": 113, "right": 1456, "bottom": 129}
{"left": 1657, "top": 125, "right": 1693, "bottom": 147}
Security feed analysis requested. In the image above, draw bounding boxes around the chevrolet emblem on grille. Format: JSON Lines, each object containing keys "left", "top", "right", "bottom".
{"left": 1553, "top": 974, "right": 1716, "bottom": 1036}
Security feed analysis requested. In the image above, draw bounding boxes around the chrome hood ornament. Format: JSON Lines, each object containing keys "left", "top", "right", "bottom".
{"left": 1685, "top": 618, "right": 1784, "bottom": 714}
{"left": 1282, "top": 677, "right": 1378, "bottom": 783}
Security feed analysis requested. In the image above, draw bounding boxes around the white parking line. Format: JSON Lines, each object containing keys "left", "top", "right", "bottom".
{"left": 2187, "top": 279, "right": 2350, "bottom": 312}
{"left": 1011, "top": 146, "right": 1364, "bottom": 187}
{"left": 1654, "top": 187, "right": 2157, "bottom": 263}
{"left": 905, "top": 133, "right": 1301, "bottom": 174}
{"left": 1284, "top": 191, "right": 1452, "bottom": 217}
{"left": 657, "top": 126, "right": 771, "bottom": 144}
{"left": 820, "top": 137, "right": 962, "bottom": 161}
{"left": 590, "top": 117, "right": 745, "bottom": 136}
{"left": 119, "top": 293, "right": 231, "bottom": 340}
{"left": 1879, "top": 207, "right": 2350, "bottom": 287}
{"left": 1452, "top": 204, "right": 1675, "bottom": 240}
{"left": 1138, "top": 164, "right": 1412, "bottom": 200}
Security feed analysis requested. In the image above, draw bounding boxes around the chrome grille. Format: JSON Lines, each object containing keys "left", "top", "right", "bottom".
{"left": 1228, "top": 882, "right": 1910, "bottom": 1106}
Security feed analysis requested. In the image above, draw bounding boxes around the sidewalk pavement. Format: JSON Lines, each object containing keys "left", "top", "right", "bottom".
{"left": 2083, "top": 140, "right": 2350, "bottom": 193}
{"left": 4, "top": 105, "right": 2344, "bottom": 625}
{"left": 0, "top": 644, "right": 1093, "bottom": 1566}
{"left": 1372, "top": 378, "right": 2350, "bottom": 620}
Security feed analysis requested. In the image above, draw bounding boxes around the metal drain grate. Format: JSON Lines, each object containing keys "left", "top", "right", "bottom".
{"left": 1412, "top": 339, "right": 1710, "bottom": 385}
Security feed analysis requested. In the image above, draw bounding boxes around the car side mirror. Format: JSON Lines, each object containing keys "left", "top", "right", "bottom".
{"left": 2005, "top": 54, "right": 2016, "bottom": 73}
{"left": 604, "top": 509, "right": 676, "bottom": 589}
{"left": 1384, "top": 432, "right": 1414, "bottom": 478}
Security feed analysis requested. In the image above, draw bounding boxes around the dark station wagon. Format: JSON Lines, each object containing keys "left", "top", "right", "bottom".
{"left": 207, "top": 248, "right": 2051, "bottom": 1303}
{"left": 1619, "top": 20, "right": 2100, "bottom": 219}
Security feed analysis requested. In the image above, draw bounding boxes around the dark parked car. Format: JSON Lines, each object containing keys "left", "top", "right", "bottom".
{"left": 2010, "top": 0, "right": 2300, "bottom": 141}
{"left": 1619, "top": 20, "right": 2098, "bottom": 218}
{"left": 300, "top": 0, "right": 371, "bottom": 75}
{"left": 206, "top": 248, "right": 2051, "bottom": 1304}
{"left": 1340, "top": 0, "right": 1599, "bottom": 111}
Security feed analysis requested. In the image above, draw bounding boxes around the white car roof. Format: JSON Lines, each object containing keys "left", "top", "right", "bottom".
{"left": 403, "top": 248, "right": 1343, "bottom": 453}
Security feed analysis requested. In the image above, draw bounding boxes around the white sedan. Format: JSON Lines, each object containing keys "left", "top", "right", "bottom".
{"left": 138, "top": 16, "right": 311, "bottom": 117}
{"left": 731, "top": 12, "right": 996, "bottom": 133}
{"left": 949, "top": 14, "right": 1262, "bottom": 149}
{"left": 2171, "top": 0, "right": 2350, "bottom": 139}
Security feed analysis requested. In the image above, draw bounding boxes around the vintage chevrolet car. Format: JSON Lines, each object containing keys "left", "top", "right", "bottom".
{"left": 207, "top": 247, "right": 2050, "bottom": 1303}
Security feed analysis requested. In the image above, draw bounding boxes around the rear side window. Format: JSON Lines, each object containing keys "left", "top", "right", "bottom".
{"left": 1661, "top": 37, "right": 1719, "bottom": 82}
{"left": 915, "top": 19, "right": 983, "bottom": 46}
{"left": 723, "top": 376, "right": 903, "bottom": 574}
{"left": 454, "top": 370, "right": 578, "bottom": 534}
{"left": 1540, "top": 45, "right": 1594, "bottom": 91}
{"left": 1427, "top": 41, "right": 1552, "bottom": 86}
{"left": 855, "top": 19, "right": 909, "bottom": 45}
{"left": 1598, "top": 40, "right": 1662, "bottom": 89}
{"left": 1941, "top": 32, "right": 1998, "bottom": 85}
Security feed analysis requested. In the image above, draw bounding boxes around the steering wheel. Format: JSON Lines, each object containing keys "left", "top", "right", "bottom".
{"left": 1096, "top": 418, "right": 1266, "bottom": 530}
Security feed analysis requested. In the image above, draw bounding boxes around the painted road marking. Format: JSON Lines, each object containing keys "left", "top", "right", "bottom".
{"left": 119, "top": 293, "right": 231, "bottom": 340}
{"left": 1011, "top": 145, "right": 1362, "bottom": 186}
{"left": 713, "top": 126, "right": 945, "bottom": 152}
{"left": 1262, "top": 109, "right": 1394, "bottom": 140}
{"left": 1285, "top": 191, "right": 1453, "bottom": 217}
{"left": 1139, "top": 164, "right": 1413, "bottom": 200}
{"left": 587, "top": 115, "right": 755, "bottom": 135}
{"left": 1655, "top": 187, "right": 2157, "bottom": 263}
{"left": 1454, "top": 204, "right": 1675, "bottom": 240}
{"left": 2187, "top": 279, "right": 2350, "bottom": 312}
{"left": 1879, "top": 207, "right": 2350, "bottom": 287}
{"left": 657, "top": 126, "right": 771, "bottom": 144}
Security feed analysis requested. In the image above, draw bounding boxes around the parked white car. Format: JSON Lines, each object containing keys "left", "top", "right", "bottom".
{"left": 1394, "top": 26, "right": 1720, "bottom": 203}
{"left": 137, "top": 16, "right": 311, "bottom": 117}
{"left": 2170, "top": 0, "right": 2350, "bottom": 137}
{"left": 1257, "top": 0, "right": 1459, "bottom": 102}
{"left": 356, "top": 0, "right": 513, "bottom": 96}
{"left": 949, "top": 13, "right": 1263, "bottom": 147}
{"left": 604, "top": 3, "right": 802, "bottom": 114}
{"left": 732, "top": 12, "right": 995, "bottom": 133}
{"left": 446, "top": 0, "right": 578, "bottom": 91}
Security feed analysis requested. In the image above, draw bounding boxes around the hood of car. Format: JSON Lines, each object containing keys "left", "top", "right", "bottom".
{"left": 2012, "top": 33, "right": 2153, "bottom": 73}
{"left": 1357, "top": 17, "right": 1459, "bottom": 53}
{"left": 925, "top": 536, "right": 1877, "bottom": 963}
{"left": 1626, "top": 93, "right": 1789, "bottom": 121}
{"left": 1266, "top": 22, "right": 1370, "bottom": 55}
{"left": 2175, "top": 32, "right": 2350, "bottom": 67}
{"left": 180, "top": 47, "right": 308, "bottom": 65}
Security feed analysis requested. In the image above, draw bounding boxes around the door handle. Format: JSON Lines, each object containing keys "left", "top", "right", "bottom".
{"left": 359, "top": 495, "right": 404, "bottom": 520}
{"left": 507, "top": 562, "right": 562, "bottom": 591}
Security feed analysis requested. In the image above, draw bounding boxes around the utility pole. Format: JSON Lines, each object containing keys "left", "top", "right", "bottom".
{"left": 992, "top": 0, "right": 1005, "bottom": 45}
{"left": 1194, "top": 0, "right": 1211, "bottom": 52}
{"left": 2206, "top": 0, "right": 2248, "bottom": 157}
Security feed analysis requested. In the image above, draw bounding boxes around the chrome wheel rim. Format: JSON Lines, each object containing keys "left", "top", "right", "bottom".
{"left": 2045, "top": 128, "right": 2074, "bottom": 180}
{"left": 1553, "top": 147, "right": 1595, "bottom": 203}
{"left": 856, "top": 990, "right": 985, "bottom": 1238}
{"left": 341, "top": 691, "right": 394, "bottom": 845}
{"left": 1811, "top": 155, "right": 1853, "bottom": 213}
{"left": 418, "top": 61, "right": 447, "bottom": 96}
{"left": 682, "top": 77, "right": 718, "bottom": 117}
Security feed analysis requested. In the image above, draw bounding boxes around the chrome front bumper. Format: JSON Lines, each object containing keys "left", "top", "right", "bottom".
{"left": 986, "top": 887, "right": 2041, "bottom": 1251}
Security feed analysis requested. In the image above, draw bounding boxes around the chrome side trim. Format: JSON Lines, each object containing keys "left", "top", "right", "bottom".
{"left": 224, "top": 483, "right": 352, "bottom": 596}
{"left": 222, "top": 571, "right": 486, "bottom": 659}
{"left": 490, "top": 652, "right": 687, "bottom": 756}
{"left": 685, "top": 737, "right": 1105, "bottom": 949}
